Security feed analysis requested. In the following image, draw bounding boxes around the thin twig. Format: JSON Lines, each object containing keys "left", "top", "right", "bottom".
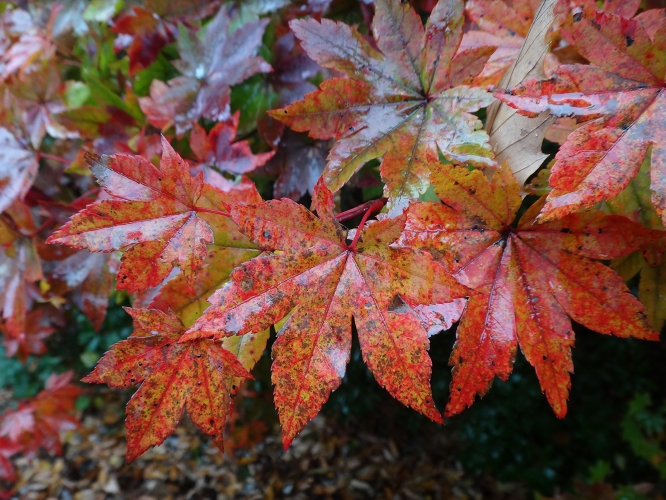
{"left": 336, "top": 198, "right": 387, "bottom": 223}
{"left": 39, "top": 152, "right": 72, "bottom": 165}
{"left": 348, "top": 198, "right": 387, "bottom": 251}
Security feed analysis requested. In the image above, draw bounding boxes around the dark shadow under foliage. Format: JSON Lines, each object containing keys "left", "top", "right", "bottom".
{"left": 318, "top": 320, "right": 666, "bottom": 495}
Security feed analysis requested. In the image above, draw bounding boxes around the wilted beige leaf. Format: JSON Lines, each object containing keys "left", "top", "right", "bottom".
{"left": 485, "top": 0, "right": 556, "bottom": 185}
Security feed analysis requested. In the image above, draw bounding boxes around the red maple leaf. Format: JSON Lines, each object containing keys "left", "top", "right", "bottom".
{"left": 145, "top": 240, "right": 267, "bottom": 395}
{"left": 1, "top": 6, "right": 58, "bottom": 81}
{"left": 268, "top": 0, "right": 496, "bottom": 213}
{"left": 8, "top": 63, "right": 78, "bottom": 148}
{"left": 189, "top": 112, "right": 274, "bottom": 176}
{"left": 257, "top": 30, "right": 322, "bottom": 149}
{"left": 0, "top": 371, "right": 82, "bottom": 458}
{"left": 259, "top": 130, "right": 328, "bottom": 201}
{"left": 138, "top": 6, "right": 271, "bottom": 135}
{"left": 0, "top": 238, "right": 45, "bottom": 361}
{"left": 47, "top": 137, "right": 251, "bottom": 293}
{"left": 83, "top": 308, "right": 251, "bottom": 461}
{"left": 112, "top": 7, "right": 175, "bottom": 75}
{"left": 0, "top": 437, "right": 21, "bottom": 482}
{"left": 47, "top": 250, "right": 119, "bottom": 332}
{"left": 495, "top": 10, "right": 666, "bottom": 224}
{"left": 398, "top": 163, "right": 662, "bottom": 418}
{"left": 2, "top": 308, "right": 57, "bottom": 362}
{"left": 0, "top": 127, "right": 39, "bottom": 215}
{"left": 112, "top": 1, "right": 225, "bottom": 74}
{"left": 181, "top": 179, "right": 470, "bottom": 448}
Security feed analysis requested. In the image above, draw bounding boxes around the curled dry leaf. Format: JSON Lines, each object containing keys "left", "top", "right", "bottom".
{"left": 485, "top": 0, "right": 557, "bottom": 186}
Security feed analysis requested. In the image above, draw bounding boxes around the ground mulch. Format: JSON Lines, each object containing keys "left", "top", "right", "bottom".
{"left": 6, "top": 388, "right": 532, "bottom": 500}
{"left": 6, "top": 388, "right": 663, "bottom": 500}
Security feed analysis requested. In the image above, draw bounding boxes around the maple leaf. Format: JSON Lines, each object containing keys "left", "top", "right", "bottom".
{"left": 138, "top": 6, "right": 271, "bottom": 135}
{"left": 2, "top": 308, "right": 57, "bottom": 362}
{"left": 0, "top": 127, "right": 39, "bottom": 214}
{"left": 259, "top": 130, "right": 328, "bottom": 201}
{"left": 258, "top": 31, "right": 321, "bottom": 149}
{"left": 495, "top": 11, "right": 666, "bottom": 224}
{"left": 83, "top": 308, "right": 251, "bottom": 461}
{"left": 190, "top": 112, "right": 274, "bottom": 176}
{"left": 49, "top": 0, "right": 89, "bottom": 36}
{"left": 46, "top": 137, "right": 250, "bottom": 293}
{"left": 181, "top": 179, "right": 470, "bottom": 448}
{"left": 139, "top": 172, "right": 262, "bottom": 325}
{"left": 268, "top": 0, "right": 496, "bottom": 213}
{"left": 0, "top": 437, "right": 20, "bottom": 482}
{"left": 112, "top": 2, "right": 223, "bottom": 74}
{"left": 145, "top": 248, "right": 268, "bottom": 395}
{"left": 398, "top": 163, "right": 661, "bottom": 418}
{"left": 141, "top": 233, "right": 266, "bottom": 394}
{"left": 112, "top": 7, "right": 175, "bottom": 75}
{"left": 130, "top": 169, "right": 262, "bottom": 319}
{"left": 1, "top": 6, "right": 58, "bottom": 81}
{"left": 8, "top": 63, "right": 79, "bottom": 148}
{"left": 148, "top": 246, "right": 259, "bottom": 327}
{"left": 114, "top": 128, "right": 164, "bottom": 164}
{"left": 550, "top": 0, "right": 642, "bottom": 41}
{"left": 47, "top": 250, "right": 119, "bottom": 331}
{"left": 0, "top": 371, "right": 82, "bottom": 457}
{"left": 0, "top": 236, "right": 45, "bottom": 361}
{"left": 461, "top": 0, "right": 541, "bottom": 88}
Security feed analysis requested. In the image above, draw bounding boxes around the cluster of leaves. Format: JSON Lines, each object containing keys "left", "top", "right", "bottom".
{"left": 0, "top": 0, "right": 664, "bottom": 472}
{"left": 0, "top": 371, "right": 80, "bottom": 482}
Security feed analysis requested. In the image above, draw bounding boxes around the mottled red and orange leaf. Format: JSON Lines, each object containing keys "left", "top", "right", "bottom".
{"left": 181, "top": 179, "right": 471, "bottom": 448}
{"left": 399, "top": 163, "right": 662, "bottom": 418}
{"left": 46, "top": 137, "right": 252, "bottom": 293}
{"left": 83, "top": 308, "right": 251, "bottom": 462}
